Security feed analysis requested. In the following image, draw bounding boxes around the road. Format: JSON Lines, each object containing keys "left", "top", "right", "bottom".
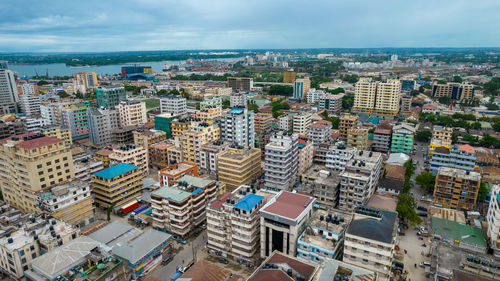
{"left": 151, "top": 230, "right": 207, "bottom": 280}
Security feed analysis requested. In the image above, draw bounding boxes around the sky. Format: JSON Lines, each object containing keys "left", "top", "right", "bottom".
{"left": 1, "top": 0, "right": 499, "bottom": 52}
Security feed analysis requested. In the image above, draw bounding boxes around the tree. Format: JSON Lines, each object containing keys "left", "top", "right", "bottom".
{"left": 451, "top": 132, "right": 458, "bottom": 144}
{"left": 196, "top": 104, "right": 200, "bottom": 110}
{"left": 157, "top": 89, "right": 168, "bottom": 95}
{"left": 452, "top": 76, "right": 463, "bottom": 83}
{"left": 248, "top": 101, "right": 259, "bottom": 113}
{"left": 487, "top": 103, "right": 499, "bottom": 110}
{"left": 327, "top": 88, "right": 345, "bottom": 95}
{"left": 415, "top": 130, "right": 432, "bottom": 142}
{"left": 57, "top": 91, "right": 70, "bottom": 98}
{"left": 404, "top": 159, "right": 416, "bottom": 178}
{"left": 107, "top": 204, "right": 115, "bottom": 221}
{"left": 478, "top": 181, "right": 488, "bottom": 202}
{"left": 493, "top": 121, "right": 500, "bottom": 132}
{"left": 479, "top": 134, "right": 500, "bottom": 148}
{"left": 483, "top": 77, "right": 500, "bottom": 94}
{"left": 341, "top": 74, "right": 359, "bottom": 84}
{"left": 37, "top": 80, "right": 50, "bottom": 86}
{"left": 438, "top": 96, "right": 452, "bottom": 106}
{"left": 462, "top": 134, "right": 479, "bottom": 145}
{"left": 416, "top": 172, "right": 436, "bottom": 191}
{"left": 471, "top": 122, "right": 482, "bottom": 130}
{"left": 342, "top": 94, "right": 355, "bottom": 110}
{"left": 269, "top": 85, "right": 293, "bottom": 96}
{"left": 222, "top": 100, "right": 230, "bottom": 109}
{"left": 397, "top": 193, "right": 422, "bottom": 226}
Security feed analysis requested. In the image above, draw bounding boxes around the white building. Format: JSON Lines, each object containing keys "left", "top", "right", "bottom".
{"left": 306, "top": 89, "right": 325, "bottom": 104}
{"left": 487, "top": 184, "right": 500, "bottom": 258}
{"left": 264, "top": 132, "right": 298, "bottom": 190}
{"left": 307, "top": 120, "right": 332, "bottom": 147}
{"left": 325, "top": 142, "right": 357, "bottom": 172}
{"left": 0, "top": 61, "right": 19, "bottom": 114}
{"left": 278, "top": 114, "right": 291, "bottom": 131}
{"left": 220, "top": 107, "right": 255, "bottom": 148}
{"left": 22, "top": 117, "right": 47, "bottom": 132}
{"left": 40, "top": 104, "right": 56, "bottom": 125}
{"left": 319, "top": 93, "right": 345, "bottom": 114}
{"left": 87, "top": 108, "right": 120, "bottom": 146}
{"left": 118, "top": 100, "right": 147, "bottom": 127}
{"left": 21, "top": 84, "right": 36, "bottom": 95}
{"left": 19, "top": 94, "right": 41, "bottom": 116}
{"left": 230, "top": 92, "right": 247, "bottom": 108}
{"left": 292, "top": 112, "right": 312, "bottom": 135}
{"left": 160, "top": 94, "right": 187, "bottom": 115}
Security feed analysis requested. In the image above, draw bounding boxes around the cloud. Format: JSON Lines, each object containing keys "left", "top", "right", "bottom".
{"left": 0, "top": 0, "right": 499, "bottom": 52}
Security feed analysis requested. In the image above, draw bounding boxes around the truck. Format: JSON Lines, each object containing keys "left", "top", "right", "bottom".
{"left": 117, "top": 200, "right": 139, "bottom": 217}
{"left": 129, "top": 204, "right": 149, "bottom": 219}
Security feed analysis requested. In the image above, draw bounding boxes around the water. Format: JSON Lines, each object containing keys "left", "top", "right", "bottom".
{"left": 9, "top": 57, "right": 244, "bottom": 78}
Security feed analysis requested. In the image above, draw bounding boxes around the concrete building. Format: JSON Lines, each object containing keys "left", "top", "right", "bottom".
{"left": 390, "top": 123, "right": 416, "bottom": 155}
{"left": 19, "top": 94, "right": 41, "bottom": 116}
{"left": 118, "top": 100, "right": 147, "bottom": 127}
{"left": 220, "top": 107, "right": 255, "bottom": 147}
{"left": 73, "top": 72, "right": 99, "bottom": 93}
{"left": 309, "top": 168, "right": 341, "bottom": 209}
{"left": 249, "top": 251, "right": 318, "bottom": 281}
{"left": 20, "top": 83, "right": 37, "bottom": 95}
{"left": 227, "top": 77, "right": 253, "bottom": 92}
{"left": 297, "top": 136, "right": 314, "bottom": 180}
{"left": 344, "top": 206, "right": 397, "bottom": 281}
{"left": 433, "top": 167, "right": 481, "bottom": 211}
{"left": 430, "top": 144, "right": 476, "bottom": 175}
{"left": 429, "top": 125, "right": 453, "bottom": 154}
{"left": 325, "top": 142, "right": 357, "bottom": 172}
{"left": 339, "top": 150, "right": 383, "bottom": 211}
{"left": 149, "top": 142, "right": 173, "bottom": 169}
{"left": 372, "top": 121, "right": 392, "bottom": 153}
{"left": 91, "top": 163, "right": 143, "bottom": 208}
{"left": 314, "top": 259, "right": 376, "bottom": 281}
{"left": 306, "top": 89, "right": 325, "bottom": 104}
{"left": 60, "top": 103, "right": 90, "bottom": 140}
{"left": 40, "top": 126, "right": 72, "bottom": 147}
{"left": 158, "top": 161, "right": 198, "bottom": 186}
{"left": 87, "top": 108, "right": 120, "bottom": 146}
{"left": 0, "top": 119, "right": 25, "bottom": 139}
{"left": 199, "top": 141, "right": 229, "bottom": 174}
{"left": 200, "top": 96, "right": 222, "bottom": 108}
{"left": 400, "top": 94, "right": 412, "bottom": 113}
{"left": 160, "top": 94, "right": 187, "bottom": 115}
{"left": 254, "top": 113, "right": 273, "bottom": 149}
{"left": 432, "top": 82, "right": 475, "bottom": 100}
{"left": 217, "top": 146, "right": 262, "bottom": 190}
{"left": 0, "top": 61, "right": 19, "bottom": 114}
{"left": 111, "top": 126, "right": 136, "bottom": 145}
{"left": 353, "top": 78, "right": 401, "bottom": 117}
{"left": 319, "top": 93, "right": 345, "bottom": 114}
{"left": 293, "top": 78, "right": 311, "bottom": 100}
{"left": 346, "top": 128, "right": 368, "bottom": 150}
{"left": 230, "top": 92, "right": 247, "bottom": 108}
{"left": 260, "top": 191, "right": 316, "bottom": 258}
{"left": 153, "top": 112, "right": 179, "bottom": 138}
{"left": 293, "top": 112, "right": 312, "bottom": 135}
{"left": 352, "top": 78, "right": 377, "bottom": 115}
{"left": 265, "top": 132, "right": 299, "bottom": 191}
{"left": 307, "top": 120, "right": 332, "bottom": 147}
{"left": 278, "top": 114, "right": 291, "bottom": 131}
{"left": 181, "top": 122, "right": 220, "bottom": 165}
{"left": 74, "top": 157, "right": 103, "bottom": 182}
{"left": 109, "top": 144, "right": 149, "bottom": 174}
{"left": 23, "top": 117, "right": 47, "bottom": 132}
{"left": 96, "top": 86, "right": 126, "bottom": 109}
{"left": 283, "top": 71, "right": 296, "bottom": 84}
{"left": 487, "top": 185, "right": 500, "bottom": 258}
{"left": 195, "top": 107, "right": 222, "bottom": 120}
{"left": 0, "top": 133, "right": 74, "bottom": 213}
{"left": 133, "top": 129, "right": 166, "bottom": 155}
{"left": 400, "top": 79, "right": 416, "bottom": 93}
{"left": 339, "top": 114, "right": 358, "bottom": 140}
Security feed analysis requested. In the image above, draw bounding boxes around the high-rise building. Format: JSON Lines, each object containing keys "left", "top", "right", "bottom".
{"left": 121, "top": 64, "right": 154, "bottom": 80}
{"left": 339, "top": 114, "right": 359, "bottom": 140}
{"left": 19, "top": 94, "right": 41, "bottom": 116}
{"left": 0, "top": 61, "right": 19, "bottom": 114}
{"left": 400, "top": 79, "right": 416, "bottom": 93}
{"left": 432, "top": 82, "right": 475, "bottom": 100}
{"left": 297, "top": 136, "right": 314, "bottom": 179}
{"left": 400, "top": 94, "right": 412, "bottom": 113}
{"left": 181, "top": 122, "right": 220, "bottom": 165}
{"left": 230, "top": 92, "right": 247, "bottom": 108}
{"left": 486, "top": 184, "right": 500, "bottom": 257}
{"left": 372, "top": 121, "right": 392, "bottom": 153}
{"left": 227, "top": 77, "right": 253, "bottom": 91}
{"left": 293, "top": 78, "right": 310, "bottom": 100}
{"left": 254, "top": 113, "right": 273, "bottom": 149}
{"left": 390, "top": 123, "right": 416, "bottom": 155}
{"left": 199, "top": 141, "right": 229, "bottom": 174}
{"left": 352, "top": 78, "right": 377, "bottom": 115}
{"left": 95, "top": 86, "right": 126, "bottom": 109}
{"left": 149, "top": 142, "right": 174, "bottom": 169}
{"left": 220, "top": 107, "right": 255, "bottom": 148}
{"left": 158, "top": 161, "right": 198, "bottom": 186}
{"left": 433, "top": 167, "right": 481, "bottom": 211}
{"left": 200, "top": 96, "right": 223, "bottom": 108}
{"left": 325, "top": 142, "right": 357, "bottom": 172}
{"left": 306, "top": 89, "right": 325, "bottom": 104}
{"left": 319, "top": 93, "right": 345, "bottom": 114}
{"left": 429, "top": 125, "right": 453, "bottom": 155}
{"left": 87, "top": 108, "right": 120, "bottom": 146}
{"left": 430, "top": 144, "right": 476, "bottom": 175}
{"left": 292, "top": 112, "right": 312, "bottom": 135}
{"left": 73, "top": 72, "right": 98, "bottom": 93}
{"left": 347, "top": 128, "right": 368, "bottom": 150}
{"left": 283, "top": 71, "right": 296, "bottom": 83}
{"left": 160, "top": 94, "right": 187, "bottom": 115}
{"left": 60, "top": 103, "right": 90, "bottom": 140}
{"left": 0, "top": 133, "right": 74, "bottom": 213}
{"left": 307, "top": 120, "right": 332, "bottom": 147}
{"left": 217, "top": 146, "right": 262, "bottom": 190}
{"left": 264, "top": 132, "right": 298, "bottom": 190}
{"left": 353, "top": 78, "right": 401, "bottom": 117}
{"left": 109, "top": 144, "right": 149, "bottom": 174}
{"left": 20, "top": 83, "right": 37, "bottom": 95}
{"left": 118, "top": 100, "right": 147, "bottom": 127}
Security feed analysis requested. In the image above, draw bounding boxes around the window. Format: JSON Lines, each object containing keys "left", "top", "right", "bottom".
{"left": 31, "top": 253, "right": 36, "bottom": 259}
{"left": 37, "top": 164, "right": 42, "bottom": 169}
{"left": 46, "top": 161, "right": 51, "bottom": 166}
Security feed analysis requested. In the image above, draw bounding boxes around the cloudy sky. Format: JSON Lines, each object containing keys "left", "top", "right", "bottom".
{"left": 1, "top": 0, "right": 499, "bottom": 52}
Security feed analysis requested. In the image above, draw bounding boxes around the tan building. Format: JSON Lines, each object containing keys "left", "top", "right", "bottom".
{"left": 353, "top": 78, "right": 377, "bottom": 114}
{"left": 339, "top": 114, "right": 359, "bottom": 140}
{"left": 227, "top": 77, "right": 253, "bottom": 91}
{"left": 433, "top": 167, "right": 481, "bottom": 211}
{"left": 254, "top": 113, "right": 273, "bottom": 149}
{"left": 118, "top": 100, "right": 147, "bottom": 127}
{"left": 297, "top": 136, "right": 314, "bottom": 179}
{"left": 195, "top": 107, "right": 222, "bottom": 120}
{"left": 171, "top": 119, "right": 193, "bottom": 137}
{"left": 133, "top": 129, "right": 167, "bottom": 152}
{"left": 94, "top": 148, "right": 113, "bottom": 168}
{"left": 40, "top": 126, "right": 72, "bottom": 147}
{"left": 181, "top": 122, "right": 220, "bottom": 165}
{"left": 217, "top": 147, "right": 262, "bottom": 190}
{"left": 150, "top": 142, "right": 174, "bottom": 169}
{"left": 109, "top": 144, "right": 149, "bottom": 174}
{"left": 431, "top": 82, "right": 475, "bottom": 100}
{"left": 0, "top": 133, "right": 74, "bottom": 213}
{"left": 292, "top": 112, "right": 312, "bottom": 135}
{"left": 73, "top": 72, "right": 98, "bottom": 93}
{"left": 283, "top": 71, "right": 296, "bottom": 84}
{"left": 347, "top": 128, "right": 368, "bottom": 150}
{"left": 353, "top": 78, "right": 401, "bottom": 116}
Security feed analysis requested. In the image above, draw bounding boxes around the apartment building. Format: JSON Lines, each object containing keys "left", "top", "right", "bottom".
{"left": 230, "top": 92, "right": 247, "bottom": 108}
{"left": 217, "top": 146, "right": 262, "bottom": 190}
{"left": 19, "top": 94, "right": 41, "bottom": 116}
{"left": 20, "top": 83, "right": 37, "bottom": 95}
{"left": 23, "top": 117, "right": 47, "bottom": 132}
{"left": 265, "top": 132, "right": 299, "bottom": 191}
{"left": 40, "top": 126, "right": 72, "bottom": 147}
{"left": 432, "top": 82, "right": 475, "bottom": 100}
{"left": 182, "top": 122, "right": 220, "bottom": 165}
{"left": 390, "top": 123, "right": 416, "bottom": 155}
{"left": 87, "top": 108, "right": 120, "bottom": 146}
{"left": 160, "top": 94, "right": 187, "bottom": 115}
{"left": 96, "top": 86, "right": 126, "bottom": 109}
{"left": 0, "top": 120, "right": 25, "bottom": 139}
{"left": 109, "top": 144, "right": 149, "bottom": 174}
{"left": 200, "top": 96, "right": 223, "bottom": 108}
{"left": 297, "top": 209, "right": 351, "bottom": 265}
{"left": 344, "top": 206, "right": 397, "bottom": 281}
{"left": 283, "top": 71, "right": 296, "bottom": 83}
{"left": 111, "top": 126, "right": 136, "bottom": 145}
{"left": 73, "top": 72, "right": 98, "bottom": 93}
{"left": 339, "top": 114, "right": 359, "bottom": 140}
{"left": 353, "top": 78, "right": 401, "bottom": 117}
{"left": 195, "top": 107, "right": 222, "bottom": 120}
{"left": 400, "top": 94, "right": 412, "bottom": 113}
{"left": 433, "top": 167, "right": 481, "bottom": 211}
{"left": 307, "top": 120, "right": 332, "bottom": 147}
{"left": 429, "top": 125, "right": 453, "bottom": 154}
{"left": 151, "top": 175, "right": 218, "bottom": 238}
{"left": 486, "top": 185, "right": 500, "bottom": 257}
{"left": 352, "top": 78, "right": 377, "bottom": 115}
{"left": 74, "top": 157, "right": 104, "bottom": 182}
{"left": 227, "top": 77, "right": 253, "bottom": 91}
{"left": 158, "top": 161, "right": 198, "bottom": 186}
{"left": 372, "top": 121, "right": 392, "bottom": 153}
{"left": 339, "top": 150, "right": 382, "bottom": 211}
{"left": 60, "top": 103, "right": 90, "bottom": 140}
{"left": 319, "top": 93, "right": 345, "bottom": 114}
{"left": 153, "top": 112, "right": 178, "bottom": 138}
{"left": 91, "top": 163, "right": 143, "bottom": 208}
{"left": 254, "top": 113, "right": 273, "bottom": 149}
{"left": 38, "top": 180, "right": 95, "bottom": 226}
{"left": 306, "top": 89, "right": 325, "bottom": 104}
{"left": 278, "top": 114, "right": 291, "bottom": 131}
{"left": 149, "top": 142, "right": 173, "bottom": 169}
{"left": 347, "top": 128, "right": 368, "bottom": 150}
{"left": 0, "top": 61, "right": 19, "bottom": 114}
{"left": 293, "top": 112, "right": 312, "bottom": 135}
{"left": 207, "top": 185, "right": 270, "bottom": 266}
{"left": 0, "top": 133, "right": 74, "bottom": 213}
{"left": 260, "top": 191, "right": 316, "bottom": 258}
{"left": 171, "top": 118, "right": 193, "bottom": 137}
{"left": 293, "top": 78, "right": 311, "bottom": 100}
{"left": 430, "top": 144, "right": 476, "bottom": 175}
{"left": 199, "top": 140, "right": 229, "bottom": 174}
{"left": 297, "top": 136, "right": 314, "bottom": 179}
{"left": 220, "top": 107, "right": 255, "bottom": 148}
{"left": 325, "top": 142, "right": 357, "bottom": 172}
{"left": 118, "top": 100, "right": 147, "bottom": 127}
{"left": 133, "top": 129, "right": 166, "bottom": 154}
{"left": 310, "top": 169, "right": 341, "bottom": 209}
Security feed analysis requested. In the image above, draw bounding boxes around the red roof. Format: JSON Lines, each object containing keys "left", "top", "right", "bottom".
{"left": 0, "top": 132, "right": 35, "bottom": 144}
{"left": 210, "top": 193, "right": 232, "bottom": 210}
{"left": 263, "top": 192, "right": 314, "bottom": 220}
{"left": 249, "top": 252, "right": 317, "bottom": 281}
{"left": 423, "top": 103, "right": 438, "bottom": 110}
{"left": 374, "top": 128, "right": 391, "bottom": 135}
{"left": 459, "top": 144, "right": 475, "bottom": 153}
{"left": 16, "top": 136, "right": 62, "bottom": 149}
{"left": 311, "top": 120, "right": 331, "bottom": 129}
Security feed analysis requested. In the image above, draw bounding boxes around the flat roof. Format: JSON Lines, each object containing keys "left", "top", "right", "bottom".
{"left": 93, "top": 163, "right": 139, "bottom": 179}
{"left": 262, "top": 191, "right": 314, "bottom": 220}
{"left": 16, "top": 136, "right": 63, "bottom": 149}
{"left": 431, "top": 217, "right": 487, "bottom": 247}
{"left": 112, "top": 229, "right": 170, "bottom": 265}
{"left": 234, "top": 193, "right": 264, "bottom": 211}
{"left": 88, "top": 220, "right": 141, "bottom": 247}
{"left": 347, "top": 206, "right": 397, "bottom": 244}
{"left": 152, "top": 186, "right": 192, "bottom": 202}
{"left": 178, "top": 174, "right": 214, "bottom": 188}
{"left": 228, "top": 108, "right": 244, "bottom": 114}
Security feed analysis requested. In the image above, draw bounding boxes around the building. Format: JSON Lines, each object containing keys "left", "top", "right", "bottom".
{"left": 153, "top": 113, "right": 179, "bottom": 138}
{"left": 254, "top": 113, "right": 273, "bottom": 148}
{"left": 429, "top": 125, "right": 453, "bottom": 154}
{"left": 199, "top": 141, "right": 229, "bottom": 174}
{"left": 95, "top": 86, "right": 126, "bottom": 109}
{"left": 0, "top": 61, "right": 19, "bottom": 114}
{"left": 74, "top": 157, "right": 103, "bottom": 182}
{"left": 91, "top": 163, "right": 143, "bottom": 208}
{"left": 352, "top": 78, "right": 377, "bottom": 115}
{"left": 372, "top": 121, "right": 392, "bottom": 153}
{"left": 20, "top": 83, "right": 37, "bottom": 95}
{"left": 324, "top": 142, "right": 357, "bottom": 172}
{"left": 73, "top": 72, "right": 99, "bottom": 93}
{"left": 87, "top": 108, "right": 120, "bottom": 146}
{"left": 37, "top": 180, "right": 95, "bottom": 226}
{"left": 293, "top": 112, "right": 312, "bottom": 135}
{"left": 432, "top": 82, "right": 475, "bottom": 100}
{"left": 306, "top": 89, "right": 325, "bottom": 104}
{"left": 109, "top": 144, "right": 149, "bottom": 174}
{"left": 297, "top": 136, "right": 314, "bottom": 180}
{"left": 260, "top": 191, "right": 316, "bottom": 258}
{"left": 19, "top": 94, "right": 41, "bottom": 116}
{"left": 339, "top": 114, "right": 358, "bottom": 140}
{"left": 390, "top": 123, "right": 416, "bottom": 154}
{"left": 217, "top": 146, "right": 261, "bottom": 190}
{"left": 227, "top": 77, "right": 253, "bottom": 92}
{"left": 195, "top": 107, "right": 222, "bottom": 120}
{"left": 486, "top": 185, "right": 500, "bottom": 257}
{"left": 248, "top": 251, "right": 318, "bottom": 281}
{"left": 181, "top": 121, "right": 220, "bottom": 165}
{"left": 278, "top": 114, "right": 291, "bottom": 131}
{"left": 319, "top": 93, "right": 345, "bottom": 114}
{"left": 432, "top": 218, "right": 487, "bottom": 254}
{"left": 309, "top": 168, "right": 341, "bottom": 209}
{"left": 151, "top": 175, "right": 218, "bottom": 237}
{"left": 23, "top": 117, "right": 47, "bottom": 132}
{"left": 0, "top": 119, "right": 25, "bottom": 139}
{"left": 283, "top": 71, "right": 296, "bottom": 83}
{"left": 158, "top": 161, "right": 198, "bottom": 186}
{"left": 149, "top": 142, "right": 173, "bottom": 169}
{"left": 352, "top": 78, "right": 401, "bottom": 117}
{"left": 339, "top": 150, "right": 383, "bottom": 211}
{"left": 200, "top": 96, "right": 222, "bottom": 108}
{"left": 121, "top": 64, "right": 154, "bottom": 80}
{"left": 0, "top": 133, "right": 74, "bottom": 213}
{"left": 220, "top": 108, "right": 255, "bottom": 147}
{"left": 343, "top": 206, "right": 397, "bottom": 281}
{"left": 433, "top": 167, "right": 481, "bottom": 211}
{"left": 293, "top": 78, "right": 311, "bottom": 100}
{"left": 400, "top": 94, "right": 412, "bottom": 113}
{"left": 160, "top": 94, "right": 187, "bottom": 115}
{"left": 314, "top": 259, "right": 376, "bottom": 281}
{"left": 111, "top": 126, "right": 136, "bottom": 145}
{"left": 430, "top": 144, "right": 476, "bottom": 175}
{"left": 400, "top": 79, "right": 416, "bottom": 93}
{"left": 118, "top": 100, "right": 147, "bottom": 127}
{"left": 133, "top": 129, "right": 166, "bottom": 154}
{"left": 230, "top": 92, "right": 247, "bottom": 108}
{"left": 307, "top": 120, "right": 332, "bottom": 147}
{"left": 346, "top": 128, "right": 368, "bottom": 150}
{"left": 265, "top": 132, "right": 299, "bottom": 190}
{"left": 60, "top": 103, "right": 90, "bottom": 140}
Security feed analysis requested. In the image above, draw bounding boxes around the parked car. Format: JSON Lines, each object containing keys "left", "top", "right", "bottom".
{"left": 417, "top": 206, "right": 428, "bottom": 212}
{"left": 392, "top": 261, "right": 404, "bottom": 270}
{"left": 417, "top": 212, "right": 428, "bottom": 217}
{"left": 218, "top": 257, "right": 229, "bottom": 264}
{"left": 419, "top": 261, "right": 431, "bottom": 267}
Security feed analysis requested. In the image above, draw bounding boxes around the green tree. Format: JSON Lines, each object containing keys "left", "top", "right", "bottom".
{"left": 462, "top": 134, "right": 478, "bottom": 145}
{"left": 478, "top": 181, "right": 488, "bottom": 202}
{"left": 397, "top": 193, "right": 422, "bottom": 226}
{"left": 342, "top": 94, "right": 355, "bottom": 110}
{"left": 327, "top": 87, "right": 345, "bottom": 95}
{"left": 107, "top": 204, "right": 116, "bottom": 221}
{"left": 57, "top": 91, "right": 70, "bottom": 98}
{"left": 483, "top": 77, "right": 500, "bottom": 94}
{"left": 487, "top": 103, "right": 499, "bottom": 110}
{"left": 196, "top": 104, "right": 200, "bottom": 110}
{"left": 471, "top": 122, "right": 482, "bottom": 130}
{"left": 37, "top": 80, "right": 50, "bottom": 86}
{"left": 451, "top": 132, "right": 458, "bottom": 144}
{"left": 415, "top": 172, "right": 436, "bottom": 191}
{"left": 415, "top": 130, "right": 432, "bottom": 142}
{"left": 479, "top": 134, "right": 500, "bottom": 148}
{"left": 341, "top": 74, "right": 359, "bottom": 83}
{"left": 247, "top": 101, "right": 259, "bottom": 113}
{"left": 269, "top": 85, "right": 293, "bottom": 96}
{"left": 157, "top": 89, "right": 168, "bottom": 95}
{"left": 493, "top": 121, "right": 500, "bottom": 132}
{"left": 452, "top": 76, "right": 463, "bottom": 83}
{"left": 438, "top": 96, "right": 452, "bottom": 106}
{"left": 404, "top": 159, "right": 416, "bottom": 178}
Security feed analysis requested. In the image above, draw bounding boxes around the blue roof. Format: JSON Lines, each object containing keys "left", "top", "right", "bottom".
{"left": 367, "top": 116, "right": 382, "bottom": 125}
{"left": 497, "top": 194, "right": 500, "bottom": 205}
{"left": 234, "top": 194, "right": 264, "bottom": 211}
{"left": 229, "top": 108, "right": 244, "bottom": 114}
{"left": 94, "top": 163, "right": 139, "bottom": 179}
{"left": 192, "top": 188, "right": 202, "bottom": 195}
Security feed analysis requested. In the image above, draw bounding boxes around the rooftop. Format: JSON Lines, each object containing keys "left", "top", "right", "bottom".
{"left": 262, "top": 191, "right": 315, "bottom": 220}
{"left": 234, "top": 193, "right": 264, "bottom": 211}
{"left": 152, "top": 186, "right": 192, "bottom": 202}
{"left": 431, "top": 217, "right": 487, "bottom": 247}
{"left": 180, "top": 260, "right": 243, "bottom": 281}
{"left": 429, "top": 206, "right": 466, "bottom": 223}
{"left": 88, "top": 220, "right": 142, "bottom": 248}
{"left": 160, "top": 162, "right": 197, "bottom": 176}
{"left": 228, "top": 108, "right": 245, "bottom": 114}
{"left": 248, "top": 251, "right": 318, "bottom": 281}
{"left": 347, "top": 206, "right": 397, "bottom": 244}
{"left": 437, "top": 166, "right": 481, "bottom": 181}
{"left": 367, "top": 194, "right": 398, "bottom": 212}
{"left": 310, "top": 120, "right": 331, "bottom": 129}
{"left": 219, "top": 147, "right": 260, "bottom": 161}
{"left": 210, "top": 193, "right": 232, "bottom": 210}
{"left": 93, "top": 163, "right": 139, "bottom": 179}
{"left": 177, "top": 174, "right": 215, "bottom": 189}
{"left": 315, "top": 259, "right": 376, "bottom": 281}
{"left": 112, "top": 229, "right": 170, "bottom": 265}
{"left": 378, "top": 178, "right": 404, "bottom": 193}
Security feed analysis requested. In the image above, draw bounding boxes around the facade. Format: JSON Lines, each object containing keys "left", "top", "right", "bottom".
{"left": 400, "top": 79, "right": 416, "bottom": 93}
{"left": 118, "top": 100, "right": 147, "bottom": 127}
{"left": 74, "top": 157, "right": 104, "bottom": 182}
{"left": 217, "top": 146, "right": 262, "bottom": 190}
{"left": 195, "top": 107, "right": 222, "bottom": 120}
{"left": 199, "top": 141, "right": 229, "bottom": 174}
{"left": 20, "top": 83, "right": 37, "bottom": 95}
{"left": 390, "top": 123, "right": 416, "bottom": 154}
{"left": 429, "top": 125, "right": 453, "bottom": 154}
{"left": 352, "top": 78, "right": 377, "bottom": 115}
{"left": 87, "top": 108, "right": 120, "bottom": 146}
{"left": 344, "top": 206, "right": 397, "bottom": 281}
{"left": 325, "top": 142, "right": 357, "bottom": 172}
{"left": 278, "top": 114, "right": 291, "bottom": 131}
{"left": 60, "top": 103, "right": 90, "bottom": 140}
{"left": 430, "top": 144, "right": 476, "bottom": 175}
{"left": 200, "top": 96, "right": 222, "bottom": 108}
{"left": 433, "top": 167, "right": 481, "bottom": 211}
{"left": 339, "top": 114, "right": 359, "bottom": 140}
{"left": 372, "top": 121, "right": 392, "bottom": 153}
{"left": 292, "top": 112, "right": 312, "bottom": 135}
{"left": 111, "top": 126, "right": 136, "bottom": 145}
{"left": 265, "top": 132, "right": 299, "bottom": 190}
{"left": 293, "top": 78, "right": 311, "bottom": 100}
{"left": 229, "top": 92, "right": 247, "bottom": 108}
{"left": 319, "top": 93, "right": 345, "bottom": 114}
{"left": 73, "top": 72, "right": 99, "bottom": 93}
{"left": 96, "top": 86, "right": 126, "bottom": 109}
{"left": 297, "top": 136, "right": 314, "bottom": 179}
{"left": 254, "top": 113, "right": 272, "bottom": 148}
{"left": 339, "top": 150, "right": 383, "bottom": 211}
{"left": 306, "top": 89, "right": 325, "bottom": 104}
{"left": 307, "top": 120, "right": 332, "bottom": 147}
{"left": 431, "top": 82, "right": 475, "bottom": 100}
{"left": 154, "top": 113, "right": 178, "bottom": 138}
{"left": 0, "top": 133, "right": 74, "bottom": 213}
{"left": 346, "top": 128, "right": 368, "bottom": 150}
{"left": 352, "top": 78, "right": 401, "bottom": 117}
{"left": 149, "top": 142, "right": 173, "bottom": 169}
{"left": 133, "top": 129, "right": 166, "bottom": 154}
{"left": 181, "top": 122, "right": 220, "bottom": 165}
{"left": 0, "top": 120, "right": 25, "bottom": 139}
{"left": 283, "top": 71, "right": 296, "bottom": 83}
{"left": 486, "top": 184, "right": 500, "bottom": 257}
{"left": 260, "top": 191, "right": 316, "bottom": 258}
{"left": 400, "top": 94, "right": 412, "bottom": 113}
{"left": 220, "top": 108, "right": 255, "bottom": 147}
{"left": 227, "top": 77, "right": 253, "bottom": 91}
{"left": 109, "top": 144, "right": 149, "bottom": 174}
{"left": 40, "top": 126, "right": 72, "bottom": 147}
{"left": 160, "top": 94, "right": 187, "bottom": 115}
{"left": 91, "top": 163, "right": 143, "bottom": 208}
{"left": 158, "top": 161, "right": 198, "bottom": 186}
{"left": 19, "top": 94, "right": 41, "bottom": 116}
{"left": 0, "top": 61, "right": 19, "bottom": 114}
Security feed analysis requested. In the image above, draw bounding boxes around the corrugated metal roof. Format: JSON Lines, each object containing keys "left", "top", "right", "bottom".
{"left": 93, "top": 163, "right": 139, "bottom": 179}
